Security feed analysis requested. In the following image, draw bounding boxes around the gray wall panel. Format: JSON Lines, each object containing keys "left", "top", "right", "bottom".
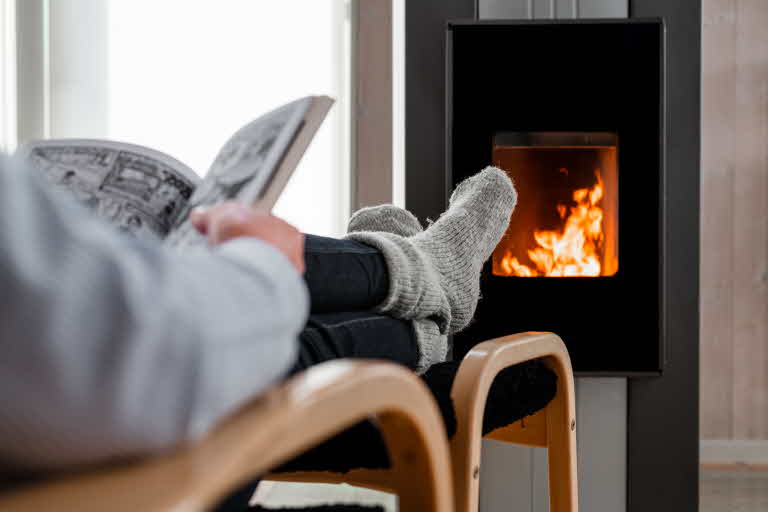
{"left": 579, "top": 0, "right": 628, "bottom": 18}
{"left": 575, "top": 378, "right": 627, "bottom": 512}
{"left": 532, "top": 0, "right": 554, "bottom": 19}
{"left": 478, "top": 0, "right": 531, "bottom": 19}
{"left": 556, "top": 0, "right": 577, "bottom": 18}
{"left": 479, "top": 441, "right": 533, "bottom": 512}
{"left": 531, "top": 448, "right": 549, "bottom": 512}
{"left": 479, "top": 0, "right": 627, "bottom": 19}
{"left": 405, "top": 0, "right": 476, "bottom": 223}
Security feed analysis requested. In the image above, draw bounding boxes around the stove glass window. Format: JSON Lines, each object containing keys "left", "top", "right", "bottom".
{"left": 492, "top": 132, "right": 619, "bottom": 278}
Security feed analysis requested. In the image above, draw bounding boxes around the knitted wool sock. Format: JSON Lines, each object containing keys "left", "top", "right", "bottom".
{"left": 347, "top": 204, "right": 423, "bottom": 237}
{"left": 412, "top": 318, "right": 448, "bottom": 374}
{"left": 346, "top": 167, "right": 516, "bottom": 364}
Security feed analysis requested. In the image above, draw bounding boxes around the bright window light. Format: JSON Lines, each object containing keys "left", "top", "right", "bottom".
{"left": 0, "top": 0, "right": 17, "bottom": 153}
{"left": 107, "top": 0, "right": 349, "bottom": 236}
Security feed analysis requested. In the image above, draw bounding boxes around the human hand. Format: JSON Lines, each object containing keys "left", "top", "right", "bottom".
{"left": 190, "top": 202, "right": 305, "bottom": 274}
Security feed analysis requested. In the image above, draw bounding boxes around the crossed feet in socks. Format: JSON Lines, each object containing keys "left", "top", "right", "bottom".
{"left": 346, "top": 166, "right": 517, "bottom": 372}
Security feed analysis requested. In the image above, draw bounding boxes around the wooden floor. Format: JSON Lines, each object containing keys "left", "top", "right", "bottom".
{"left": 257, "top": 470, "right": 768, "bottom": 512}
{"left": 701, "top": 470, "right": 768, "bottom": 512}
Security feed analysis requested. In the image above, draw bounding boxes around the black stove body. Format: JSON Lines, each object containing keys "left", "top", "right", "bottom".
{"left": 447, "top": 20, "right": 665, "bottom": 374}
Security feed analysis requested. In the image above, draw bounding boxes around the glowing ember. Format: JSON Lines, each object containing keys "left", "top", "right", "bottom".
{"left": 499, "top": 170, "right": 614, "bottom": 277}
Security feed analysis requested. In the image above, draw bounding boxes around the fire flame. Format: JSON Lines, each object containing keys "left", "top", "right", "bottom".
{"left": 500, "top": 171, "right": 610, "bottom": 277}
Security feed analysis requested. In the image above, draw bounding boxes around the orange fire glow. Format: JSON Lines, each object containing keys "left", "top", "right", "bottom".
{"left": 499, "top": 171, "right": 617, "bottom": 277}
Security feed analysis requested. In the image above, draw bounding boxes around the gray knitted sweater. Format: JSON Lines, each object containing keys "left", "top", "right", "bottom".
{"left": 0, "top": 158, "right": 308, "bottom": 473}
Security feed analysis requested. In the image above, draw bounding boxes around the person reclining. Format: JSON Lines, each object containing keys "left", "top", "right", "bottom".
{"left": 0, "top": 157, "right": 515, "bottom": 475}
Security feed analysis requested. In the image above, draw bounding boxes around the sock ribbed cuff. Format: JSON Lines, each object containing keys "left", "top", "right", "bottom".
{"left": 344, "top": 231, "right": 452, "bottom": 334}
{"left": 347, "top": 204, "right": 423, "bottom": 237}
{"left": 412, "top": 318, "right": 448, "bottom": 373}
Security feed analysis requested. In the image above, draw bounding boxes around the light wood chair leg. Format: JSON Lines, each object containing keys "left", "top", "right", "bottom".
{"left": 543, "top": 357, "right": 578, "bottom": 512}
{"left": 450, "top": 332, "right": 579, "bottom": 512}
{"left": 378, "top": 412, "right": 446, "bottom": 512}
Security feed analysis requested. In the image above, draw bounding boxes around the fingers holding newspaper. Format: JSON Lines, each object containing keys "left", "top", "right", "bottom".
{"left": 191, "top": 203, "right": 305, "bottom": 274}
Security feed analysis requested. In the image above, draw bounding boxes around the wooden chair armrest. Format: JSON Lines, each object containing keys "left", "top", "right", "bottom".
{"left": 450, "top": 332, "right": 577, "bottom": 512}
{"left": 0, "top": 360, "right": 454, "bottom": 512}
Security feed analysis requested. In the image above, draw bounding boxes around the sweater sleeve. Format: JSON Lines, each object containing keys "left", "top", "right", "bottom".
{"left": 0, "top": 157, "right": 308, "bottom": 472}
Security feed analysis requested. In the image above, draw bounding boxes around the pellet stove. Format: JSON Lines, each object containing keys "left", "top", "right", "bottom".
{"left": 406, "top": 4, "right": 699, "bottom": 509}
{"left": 447, "top": 20, "right": 664, "bottom": 373}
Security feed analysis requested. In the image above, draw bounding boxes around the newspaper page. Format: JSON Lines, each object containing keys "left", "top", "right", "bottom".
{"left": 22, "top": 140, "right": 200, "bottom": 241}
{"left": 164, "top": 97, "right": 312, "bottom": 248}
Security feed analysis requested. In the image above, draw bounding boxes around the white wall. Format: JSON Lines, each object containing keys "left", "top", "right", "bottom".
{"left": 49, "top": 0, "right": 109, "bottom": 139}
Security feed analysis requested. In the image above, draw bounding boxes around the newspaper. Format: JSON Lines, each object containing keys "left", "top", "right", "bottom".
{"left": 25, "top": 140, "right": 198, "bottom": 241}
{"left": 165, "top": 98, "right": 310, "bottom": 247}
{"left": 21, "top": 96, "right": 331, "bottom": 246}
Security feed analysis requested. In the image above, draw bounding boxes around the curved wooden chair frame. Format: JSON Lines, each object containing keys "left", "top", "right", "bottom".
{"left": 0, "top": 361, "right": 454, "bottom": 512}
{"left": 270, "top": 332, "right": 578, "bottom": 512}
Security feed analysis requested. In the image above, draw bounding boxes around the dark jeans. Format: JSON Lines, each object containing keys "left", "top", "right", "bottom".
{"left": 293, "top": 234, "right": 419, "bottom": 373}
{"left": 214, "top": 235, "right": 419, "bottom": 511}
